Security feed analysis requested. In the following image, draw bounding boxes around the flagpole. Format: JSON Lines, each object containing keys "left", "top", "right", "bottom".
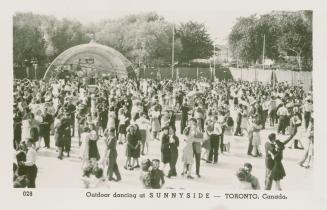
{"left": 171, "top": 24, "right": 175, "bottom": 79}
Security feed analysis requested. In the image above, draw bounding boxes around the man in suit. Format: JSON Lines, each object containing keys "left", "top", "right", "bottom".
{"left": 167, "top": 125, "right": 179, "bottom": 178}
{"left": 265, "top": 133, "right": 277, "bottom": 190}
{"left": 105, "top": 128, "right": 121, "bottom": 182}
{"left": 42, "top": 108, "right": 53, "bottom": 149}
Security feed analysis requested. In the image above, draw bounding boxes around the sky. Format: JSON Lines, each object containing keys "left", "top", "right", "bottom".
{"left": 7, "top": 0, "right": 305, "bottom": 45}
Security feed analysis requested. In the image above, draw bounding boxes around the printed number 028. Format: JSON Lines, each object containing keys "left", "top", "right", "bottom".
{"left": 23, "top": 191, "right": 32, "bottom": 196}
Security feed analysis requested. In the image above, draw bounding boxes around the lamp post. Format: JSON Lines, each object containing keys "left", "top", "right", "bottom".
{"left": 31, "top": 58, "right": 38, "bottom": 80}
{"left": 24, "top": 59, "right": 30, "bottom": 79}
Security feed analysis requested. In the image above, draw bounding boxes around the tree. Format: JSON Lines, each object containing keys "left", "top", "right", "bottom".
{"left": 177, "top": 21, "right": 213, "bottom": 62}
{"left": 275, "top": 11, "right": 312, "bottom": 71}
{"left": 50, "top": 19, "right": 90, "bottom": 57}
{"left": 228, "top": 15, "right": 259, "bottom": 64}
{"left": 228, "top": 11, "right": 312, "bottom": 71}
{"left": 95, "top": 12, "right": 182, "bottom": 66}
{"left": 13, "top": 13, "right": 47, "bottom": 67}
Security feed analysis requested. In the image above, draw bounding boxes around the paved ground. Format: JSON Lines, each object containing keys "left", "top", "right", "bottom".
{"left": 34, "top": 109, "right": 313, "bottom": 189}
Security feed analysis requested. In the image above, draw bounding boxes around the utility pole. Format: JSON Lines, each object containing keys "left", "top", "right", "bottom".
{"left": 171, "top": 24, "right": 175, "bottom": 79}
{"left": 262, "top": 34, "right": 266, "bottom": 70}
{"left": 213, "top": 42, "right": 216, "bottom": 81}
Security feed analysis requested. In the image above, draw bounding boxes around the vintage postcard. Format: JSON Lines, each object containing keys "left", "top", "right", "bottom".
{"left": 0, "top": 0, "right": 326, "bottom": 210}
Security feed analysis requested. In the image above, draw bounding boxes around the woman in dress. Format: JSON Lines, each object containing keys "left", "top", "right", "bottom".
{"left": 88, "top": 123, "right": 100, "bottom": 163}
{"left": 202, "top": 118, "right": 213, "bottom": 162}
{"left": 223, "top": 111, "right": 234, "bottom": 153}
{"left": 131, "top": 124, "right": 141, "bottom": 169}
{"left": 118, "top": 106, "right": 128, "bottom": 144}
{"left": 240, "top": 105, "right": 250, "bottom": 135}
{"left": 149, "top": 105, "right": 161, "bottom": 141}
{"left": 124, "top": 125, "right": 137, "bottom": 170}
{"left": 79, "top": 126, "right": 90, "bottom": 168}
{"left": 106, "top": 106, "right": 116, "bottom": 131}
{"left": 21, "top": 113, "right": 32, "bottom": 142}
{"left": 182, "top": 125, "right": 195, "bottom": 179}
{"left": 251, "top": 118, "right": 262, "bottom": 157}
{"left": 269, "top": 134, "right": 294, "bottom": 190}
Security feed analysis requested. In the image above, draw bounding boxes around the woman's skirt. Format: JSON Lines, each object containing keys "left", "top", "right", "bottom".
{"left": 89, "top": 140, "right": 100, "bottom": 160}
{"left": 271, "top": 161, "right": 286, "bottom": 181}
{"left": 118, "top": 124, "right": 126, "bottom": 134}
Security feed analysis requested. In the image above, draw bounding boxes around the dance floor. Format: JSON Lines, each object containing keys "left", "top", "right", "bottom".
{"left": 35, "top": 107, "right": 313, "bottom": 189}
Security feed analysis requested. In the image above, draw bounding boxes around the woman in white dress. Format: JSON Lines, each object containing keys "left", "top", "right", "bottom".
{"left": 149, "top": 106, "right": 161, "bottom": 141}
{"left": 21, "top": 113, "right": 32, "bottom": 142}
{"left": 106, "top": 106, "right": 116, "bottom": 131}
{"left": 80, "top": 127, "right": 90, "bottom": 169}
{"left": 240, "top": 106, "right": 250, "bottom": 134}
{"left": 251, "top": 118, "right": 262, "bottom": 157}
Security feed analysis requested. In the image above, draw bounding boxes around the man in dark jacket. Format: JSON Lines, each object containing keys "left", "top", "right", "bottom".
{"left": 167, "top": 126, "right": 179, "bottom": 178}
{"left": 42, "top": 108, "right": 53, "bottom": 149}
{"left": 265, "top": 133, "right": 277, "bottom": 190}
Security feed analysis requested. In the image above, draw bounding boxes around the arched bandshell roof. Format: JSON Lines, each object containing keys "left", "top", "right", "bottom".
{"left": 43, "top": 41, "right": 133, "bottom": 81}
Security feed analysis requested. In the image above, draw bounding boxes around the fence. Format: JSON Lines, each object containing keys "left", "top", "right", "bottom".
{"left": 229, "top": 67, "right": 312, "bottom": 92}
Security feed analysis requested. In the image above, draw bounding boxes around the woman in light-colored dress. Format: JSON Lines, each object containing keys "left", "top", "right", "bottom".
{"left": 80, "top": 127, "right": 90, "bottom": 168}
{"left": 251, "top": 118, "right": 262, "bottom": 157}
{"left": 106, "top": 107, "right": 116, "bottom": 131}
{"left": 182, "top": 137, "right": 194, "bottom": 178}
{"left": 149, "top": 106, "right": 161, "bottom": 141}
{"left": 21, "top": 113, "right": 32, "bottom": 142}
{"left": 240, "top": 106, "right": 250, "bottom": 134}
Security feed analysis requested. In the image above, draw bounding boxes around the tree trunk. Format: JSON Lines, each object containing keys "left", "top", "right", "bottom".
{"left": 297, "top": 54, "right": 302, "bottom": 72}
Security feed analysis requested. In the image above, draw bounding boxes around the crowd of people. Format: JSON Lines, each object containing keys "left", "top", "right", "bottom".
{"left": 12, "top": 74, "right": 314, "bottom": 189}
